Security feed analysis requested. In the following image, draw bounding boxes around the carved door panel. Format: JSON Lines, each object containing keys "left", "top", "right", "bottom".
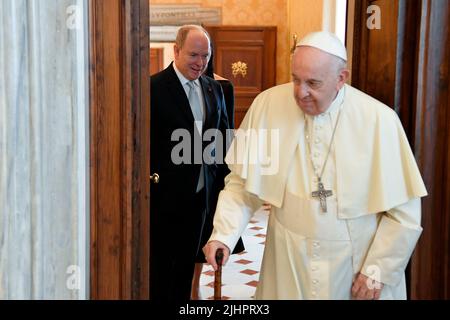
{"left": 206, "top": 26, "right": 277, "bottom": 128}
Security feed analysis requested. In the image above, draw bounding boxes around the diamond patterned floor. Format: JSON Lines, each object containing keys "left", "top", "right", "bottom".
{"left": 199, "top": 208, "right": 269, "bottom": 300}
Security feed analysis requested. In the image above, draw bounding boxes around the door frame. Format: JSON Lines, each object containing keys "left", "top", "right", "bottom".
{"left": 350, "top": 0, "right": 450, "bottom": 299}
{"left": 89, "top": 0, "right": 150, "bottom": 299}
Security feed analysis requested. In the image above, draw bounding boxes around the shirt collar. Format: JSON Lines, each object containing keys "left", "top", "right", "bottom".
{"left": 304, "top": 85, "right": 345, "bottom": 122}
{"left": 173, "top": 62, "right": 201, "bottom": 88}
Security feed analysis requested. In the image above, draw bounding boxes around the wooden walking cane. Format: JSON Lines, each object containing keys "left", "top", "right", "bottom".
{"left": 214, "top": 248, "right": 224, "bottom": 300}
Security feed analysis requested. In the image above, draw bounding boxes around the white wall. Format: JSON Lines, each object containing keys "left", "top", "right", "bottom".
{"left": 322, "top": 0, "right": 348, "bottom": 45}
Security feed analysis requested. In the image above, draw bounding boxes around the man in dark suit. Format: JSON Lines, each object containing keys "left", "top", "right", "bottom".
{"left": 150, "top": 25, "right": 232, "bottom": 300}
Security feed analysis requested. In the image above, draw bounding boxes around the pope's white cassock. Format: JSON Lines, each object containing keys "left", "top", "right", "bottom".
{"left": 209, "top": 82, "right": 427, "bottom": 300}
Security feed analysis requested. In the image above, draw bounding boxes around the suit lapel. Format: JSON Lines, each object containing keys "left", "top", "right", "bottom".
{"left": 166, "top": 64, "right": 195, "bottom": 124}
{"left": 200, "top": 76, "right": 218, "bottom": 130}
{"left": 164, "top": 64, "right": 219, "bottom": 130}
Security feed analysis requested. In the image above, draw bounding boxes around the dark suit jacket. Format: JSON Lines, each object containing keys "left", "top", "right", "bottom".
{"left": 150, "top": 62, "right": 230, "bottom": 217}
{"left": 217, "top": 79, "right": 235, "bottom": 129}
{"left": 150, "top": 63, "right": 231, "bottom": 299}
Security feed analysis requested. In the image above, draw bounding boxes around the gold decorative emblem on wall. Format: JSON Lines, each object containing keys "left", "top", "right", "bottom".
{"left": 231, "top": 61, "right": 248, "bottom": 78}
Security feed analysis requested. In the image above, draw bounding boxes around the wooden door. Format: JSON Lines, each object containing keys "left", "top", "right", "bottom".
{"left": 351, "top": 0, "right": 450, "bottom": 299}
{"left": 206, "top": 26, "right": 277, "bottom": 128}
{"left": 89, "top": 0, "right": 150, "bottom": 299}
{"left": 150, "top": 48, "right": 164, "bottom": 76}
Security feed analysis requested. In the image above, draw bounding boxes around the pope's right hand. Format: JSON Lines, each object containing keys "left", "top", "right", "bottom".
{"left": 203, "top": 240, "right": 230, "bottom": 271}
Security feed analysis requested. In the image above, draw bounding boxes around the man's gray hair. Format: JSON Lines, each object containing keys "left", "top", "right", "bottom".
{"left": 175, "top": 25, "right": 211, "bottom": 49}
{"left": 335, "top": 57, "right": 348, "bottom": 72}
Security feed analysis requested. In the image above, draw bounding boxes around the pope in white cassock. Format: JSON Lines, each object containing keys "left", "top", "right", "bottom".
{"left": 203, "top": 31, "right": 428, "bottom": 300}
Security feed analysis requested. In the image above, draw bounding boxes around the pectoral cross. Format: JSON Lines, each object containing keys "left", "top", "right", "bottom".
{"left": 311, "top": 178, "right": 333, "bottom": 213}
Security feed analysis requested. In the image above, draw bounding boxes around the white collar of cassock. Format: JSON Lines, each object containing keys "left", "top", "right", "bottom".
{"left": 304, "top": 86, "right": 345, "bottom": 124}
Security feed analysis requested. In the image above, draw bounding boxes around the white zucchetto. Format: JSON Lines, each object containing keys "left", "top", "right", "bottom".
{"left": 296, "top": 31, "right": 348, "bottom": 61}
